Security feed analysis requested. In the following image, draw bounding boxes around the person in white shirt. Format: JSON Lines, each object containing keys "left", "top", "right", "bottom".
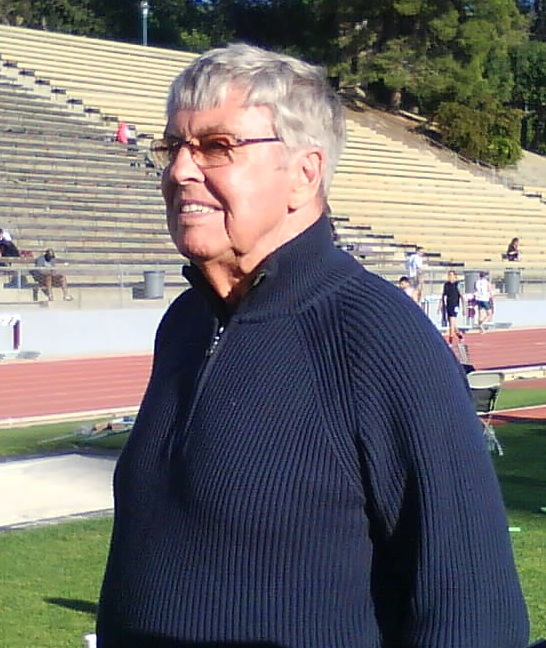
{"left": 406, "top": 246, "right": 426, "bottom": 303}
{"left": 0, "top": 228, "right": 12, "bottom": 242}
{"left": 34, "top": 248, "right": 73, "bottom": 301}
{"left": 398, "top": 275, "right": 414, "bottom": 298}
{"left": 474, "top": 271, "right": 494, "bottom": 332}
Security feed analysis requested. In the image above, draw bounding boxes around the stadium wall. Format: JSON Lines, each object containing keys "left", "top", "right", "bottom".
{"left": 2, "top": 299, "right": 545, "bottom": 359}
{"left": 14, "top": 308, "right": 165, "bottom": 358}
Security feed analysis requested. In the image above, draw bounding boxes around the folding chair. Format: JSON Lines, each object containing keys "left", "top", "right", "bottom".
{"left": 467, "top": 370, "right": 505, "bottom": 456}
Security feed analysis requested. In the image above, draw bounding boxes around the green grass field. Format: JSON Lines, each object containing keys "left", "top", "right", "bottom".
{"left": 0, "top": 381, "right": 536, "bottom": 460}
{"left": 498, "top": 387, "right": 546, "bottom": 411}
{"left": 0, "top": 418, "right": 128, "bottom": 458}
{"left": 493, "top": 418, "right": 546, "bottom": 640}
{"left": 0, "top": 394, "right": 544, "bottom": 647}
{"left": 0, "top": 517, "right": 111, "bottom": 648}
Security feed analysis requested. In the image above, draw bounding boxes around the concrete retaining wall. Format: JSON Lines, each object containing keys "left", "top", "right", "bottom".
{"left": 5, "top": 308, "right": 166, "bottom": 358}
{"left": 1, "top": 297, "right": 545, "bottom": 359}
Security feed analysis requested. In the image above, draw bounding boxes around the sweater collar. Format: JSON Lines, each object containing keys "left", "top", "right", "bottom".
{"left": 182, "top": 214, "right": 336, "bottom": 320}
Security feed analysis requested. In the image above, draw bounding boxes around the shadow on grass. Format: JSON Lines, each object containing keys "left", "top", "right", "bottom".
{"left": 497, "top": 475, "right": 546, "bottom": 512}
{"left": 494, "top": 421, "right": 546, "bottom": 513}
{"left": 45, "top": 597, "right": 97, "bottom": 615}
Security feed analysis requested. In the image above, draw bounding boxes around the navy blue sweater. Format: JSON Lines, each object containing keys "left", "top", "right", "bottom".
{"left": 97, "top": 216, "right": 528, "bottom": 647}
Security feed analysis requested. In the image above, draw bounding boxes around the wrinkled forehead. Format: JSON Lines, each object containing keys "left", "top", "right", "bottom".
{"left": 164, "top": 86, "right": 275, "bottom": 139}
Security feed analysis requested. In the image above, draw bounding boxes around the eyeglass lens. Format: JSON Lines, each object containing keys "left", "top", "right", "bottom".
{"left": 151, "top": 134, "right": 238, "bottom": 168}
{"left": 151, "top": 134, "right": 280, "bottom": 169}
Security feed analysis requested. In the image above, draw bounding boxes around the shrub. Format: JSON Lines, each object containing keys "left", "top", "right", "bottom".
{"left": 435, "top": 100, "right": 523, "bottom": 167}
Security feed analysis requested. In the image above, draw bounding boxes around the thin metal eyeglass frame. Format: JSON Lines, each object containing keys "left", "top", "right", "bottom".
{"left": 150, "top": 134, "right": 281, "bottom": 169}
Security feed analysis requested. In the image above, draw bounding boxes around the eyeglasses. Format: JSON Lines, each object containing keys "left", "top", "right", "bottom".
{"left": 150, "top": 133, "right": 281, "bottom": 169}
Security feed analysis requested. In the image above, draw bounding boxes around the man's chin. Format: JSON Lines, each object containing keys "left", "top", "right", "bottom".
{"left": 178, "top": 242, "right": 221, "bottom": 264}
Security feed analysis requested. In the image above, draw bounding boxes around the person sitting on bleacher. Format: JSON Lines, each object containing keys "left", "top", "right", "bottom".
{"left": 33, "top": 249, "right": 73, "bottom": 301}
{"left": 0, "top": 227, "right": 13, "bottom": 242}
{"left": 0, "top": 228, "right": 20, "bottom": 263}
{"left": 114, "top": 121, "right": 136, "bottom": 146}
{"left": 506, "top": 237, "right": 520, "bottom": 261}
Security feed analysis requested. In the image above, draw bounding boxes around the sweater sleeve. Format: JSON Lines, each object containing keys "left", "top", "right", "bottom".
{"left": 349, "top": 291, "right": 529, "bottom": 647}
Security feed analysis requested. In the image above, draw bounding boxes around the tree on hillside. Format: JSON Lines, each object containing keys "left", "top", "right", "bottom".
{"left": 342, "top": 0, "right": 527, "bottom": 112}
{"left": 333, "top": 0, "right": 527, "bottom": 165}
{"left": 434, "top": 99, "right": 523, "bottom": 166}
{"left": 529, "top": 0, "right": 546, "bottom": 38}
{"left": 0, "top": 0, "right": 108, "bottom": 35}
{"left": 511, "top": 39, "right": 546, "bottom": 151}
{"left": 142, "top": 0, "right": 209, "bottom": 49}
{"left": 187, "top": 0, "right": 339, "bottom": 64}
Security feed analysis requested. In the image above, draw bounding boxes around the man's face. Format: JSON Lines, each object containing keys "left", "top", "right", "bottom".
{"left": 161, "top": 88, "right": 292, "bottom": 270}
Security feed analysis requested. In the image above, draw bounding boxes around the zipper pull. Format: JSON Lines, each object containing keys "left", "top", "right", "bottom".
{"left": 206, "top": 325, "right": 224, "bottom": 356}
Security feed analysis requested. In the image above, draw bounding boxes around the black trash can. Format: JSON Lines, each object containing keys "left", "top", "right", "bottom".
{"left": 504, "top": 268, "right": 521, "bottom": 298}
{"left": 143, "top": 269, "right": 165, "bottom": 299}
{"left": 464, "top": 270, "right": 480, "bottom": 294}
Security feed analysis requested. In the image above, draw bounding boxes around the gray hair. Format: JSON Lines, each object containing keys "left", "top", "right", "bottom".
{"left": 166, "top": 43, "right": 346, "bottom": 193}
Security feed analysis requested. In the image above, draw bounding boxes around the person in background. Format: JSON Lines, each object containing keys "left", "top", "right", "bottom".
{"left": 506, "top": 237, "right": 520, "bottom": 261}
{"left": 406, "top": 245, "right": 426, "bottom": 303}
{"left": 475, "top": 270, "right": 494, "bottom": 332}
{"left": 0, "top": 228, "right": 20, "bottom": 260}
{"left": 0, "top": 228, "right": 21, "bottom": 288}
{"left": 96, "top": 43, "right": 529, "bottom": 648}
{"left": 398, "top": 274, "right": 413, "bottom": 297}
{"left": 0, "top": 227, "right": 13, "bottom": 242}
{"left": 440, "top": 269, "right": 465, "bottom": 344}
{"left": 33, "top": 249, "right": 73, "bottom": 301}
{"left": 115, "top": 121, "right": 137, "bottom": 146}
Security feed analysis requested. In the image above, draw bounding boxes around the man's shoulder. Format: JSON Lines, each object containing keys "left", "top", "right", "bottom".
{"left": 328, "top": 262, "right": 415, "bottom": 316}
{"left": 331, "top": 267, "right": 440, "bottom": 342}
{"left": 153, "top": 287, "right": 211, "bottom": 354}
{"left": 164, "top": 286, "right": 204, "bottom": 320}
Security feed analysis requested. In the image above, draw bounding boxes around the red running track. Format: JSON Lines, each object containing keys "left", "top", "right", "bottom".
{"left": 1, "top": 327, "right": 545, "bottom": 425}
{"left": 492, "top": 405, "right": 546, "bottom": 423}
{"left": 459, "top": 327, "right": 546, "bottom": 371}
{"left": 1, "top": 354, "right": 152, "bottom": 424}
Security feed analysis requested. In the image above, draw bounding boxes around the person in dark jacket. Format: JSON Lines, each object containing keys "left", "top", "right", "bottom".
{"left": 96, "top": 44, "right": 529, "bottom": 648}
{"left": 506, "top": 236, "right": 521, "bottom": 261}
{"left": 0, "top": 228, "right": 20, "bottom": 262}
{"left": 440, "top": 269, "right": 465, "bottom": 344}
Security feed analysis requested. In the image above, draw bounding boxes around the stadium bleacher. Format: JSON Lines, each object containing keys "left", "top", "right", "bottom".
{"left": 0, "top": 23, "right": 545, "bottom": 304}
{"left": 0, "top": 24, "right": 196, "bottom": 136}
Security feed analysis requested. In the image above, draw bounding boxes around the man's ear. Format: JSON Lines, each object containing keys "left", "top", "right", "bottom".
{"left": 287, "top": 147, "right": 325, "bottom": 210}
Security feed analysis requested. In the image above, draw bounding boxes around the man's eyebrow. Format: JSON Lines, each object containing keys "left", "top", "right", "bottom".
{"left": 162, "top": 131, "right": 185, "bottom": 140}
{"left": 162, "top": 128, "right": 235, "bottom": 140}
{"left": 193, "top": 122, "right": 235, "bottom": 135}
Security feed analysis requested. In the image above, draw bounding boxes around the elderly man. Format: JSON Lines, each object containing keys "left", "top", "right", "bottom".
{"left": 97, "top": 45, "right": 528, "bottom": 648}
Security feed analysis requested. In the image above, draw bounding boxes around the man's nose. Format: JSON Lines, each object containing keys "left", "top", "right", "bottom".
{"left": 168, "top": 144, "right": 204, "bottom": 183}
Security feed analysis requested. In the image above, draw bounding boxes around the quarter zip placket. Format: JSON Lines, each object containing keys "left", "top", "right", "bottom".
{"left": 206, "top": 322, "right": 225, "bottom": 356}
{"left": 169, "top": 316, "right": 228, "bottom": 460}
{"left": 170, "top": 267, "right": 267, "bottom": 459}
{"left": 187, "top": 315, "right": 227, "bottom": 416}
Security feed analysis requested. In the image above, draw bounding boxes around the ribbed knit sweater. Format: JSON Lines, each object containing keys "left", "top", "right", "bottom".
{"left": 97, "top": 216, "right": 528, "bottom": 648}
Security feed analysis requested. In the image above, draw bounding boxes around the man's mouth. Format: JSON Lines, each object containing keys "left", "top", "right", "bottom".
{"left": 179, "top": 203, "right": 219, "bottom": 215}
